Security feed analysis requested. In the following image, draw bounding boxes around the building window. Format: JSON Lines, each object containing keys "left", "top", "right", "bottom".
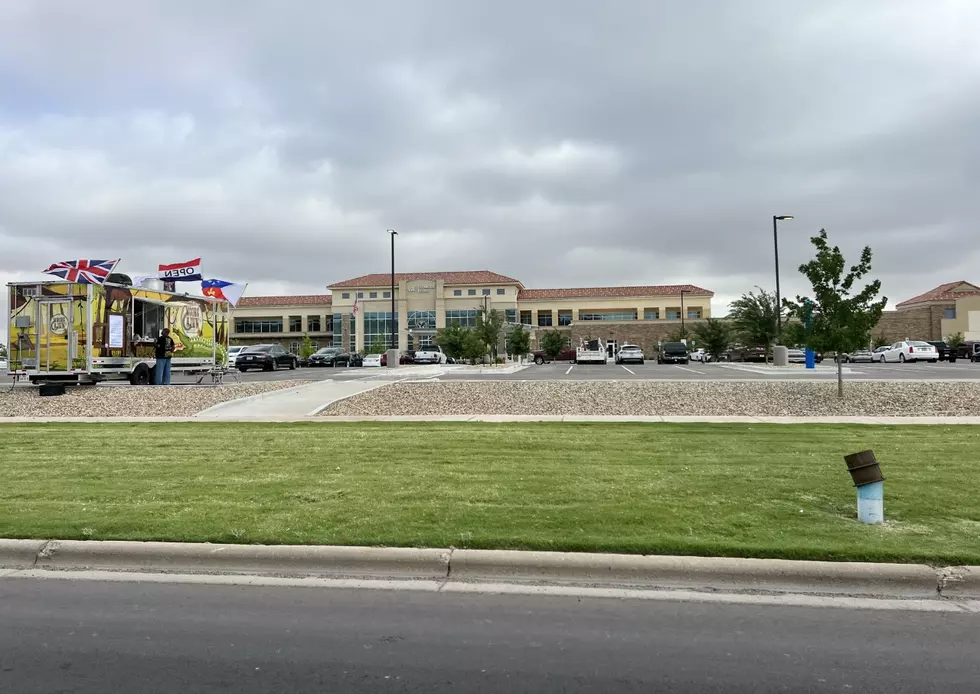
{"left": 665, "top": 309, "right": 681, "bottom": 320}
{"left": 453, "top": 289, "right": 462, "bottom": 296}
{"left": 307, "top": 315, "right": 321, "bottom": 332}
{"left": 408, "top": 310, "right": 436, "bottom": 330}
{"left": 579, "top": 312, "right": 638, "bottom": 321}
{"left": 310, "top": 341, "right": 318, "bottom": 352}
{"left": 445, "top": 309, "right": 479, "bottom": 328}
{"left": 538, "top": 311, "right": 553, "bottom": 327}
{"left": 520, "top": 310, "right": 532, "bottom": 325}
{"left": 342, "top": 293, "right": 350, "bottom": 299}
{"left": 482, "top": 288, "right": 491, "bottom": 296}
{"left": 383, "top": 291, "right": 391, "bottom": 298}
{"left": 363, "top": 312, "right": 398, "bottom": 349}
{"left": 468, "top": 289, "right": 476, "bottom": 296}
{"left": 234, "top": 318, "right": 283, "bottom": 334}
{"left": 687, "top": 308, "right": 702, "bottom": 320}
{"left": 496, "top": 288, "right": 505, "bottom": 295}
{"left": 944, "top": 307, "right": 956, "bottom": 319}
{"left": 289, "top": 341, "right": 300, "bottom": 353}
{"left": 369, "top": 291, "right": 378, "bottom": 299}
{"left": 558, "top": 311, "right": 572, "bottom": 326}
{"left": 289, "top": 315, "right": 302, "bottom": 332}
{"left": 332, "top": 314, "right": 355, "bottom": 351}
{"left": 505, "top": 308, "right": 517, "bottom": 323}
{"left": 357, "top": 292, "right": 364, "bottom": 299}
{"left": 644, "top": 309, "right": 660, "bottom": 320}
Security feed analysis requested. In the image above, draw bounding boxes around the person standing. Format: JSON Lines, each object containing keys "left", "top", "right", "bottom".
{"left": 154, "top": 328, "right": 175, "bottom": 385}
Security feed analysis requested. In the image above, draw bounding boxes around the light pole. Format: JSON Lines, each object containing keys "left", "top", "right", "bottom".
{"left": 387, "top": 229, "right": 398, "bottom": 367}
{"left": 772, "top": 215, "right": 794, "bottom": 339}
{"left": 680, "top": 289, "right": 687, "bottom": 338}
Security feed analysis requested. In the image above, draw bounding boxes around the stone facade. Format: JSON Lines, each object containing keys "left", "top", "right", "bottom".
{"left": 872, "top": 306, "right": 947, "bottom": 343}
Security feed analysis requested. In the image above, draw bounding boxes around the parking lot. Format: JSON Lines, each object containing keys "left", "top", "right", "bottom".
{"left": 4, "top": 359, "right": 980, "bottom": 388}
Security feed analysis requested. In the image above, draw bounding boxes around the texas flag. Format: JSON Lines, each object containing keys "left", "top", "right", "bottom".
{"left": 201, "top": 279, "right": 247, "bottom": 307}
{"left": 159, "top": 258, "right": 203, "bottom": 282}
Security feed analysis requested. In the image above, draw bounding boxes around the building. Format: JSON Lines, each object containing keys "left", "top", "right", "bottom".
{"left": 232, "top": 294, "right": 334, "bottom": 351}
{"left": 875, "top": 281, "right": 980, "bottom": 342}
{"left": 325, "top": 271, "right": 714, "bottom": 356}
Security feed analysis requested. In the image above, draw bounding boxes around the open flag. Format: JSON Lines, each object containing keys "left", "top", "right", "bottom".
{"left": 158, "top": 258, "right": 202, "bottom": 282}
{"left": 201, "top": 279, "right": 247, "bottom": 307}
{"left": 43, "top": 259, "right": 119, "bottom": 284}
{"left": 352, "top": 295, "right": 359, "bottom": 316}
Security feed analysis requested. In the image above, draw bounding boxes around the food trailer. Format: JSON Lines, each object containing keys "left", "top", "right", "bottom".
{"left": 6, "top": 280, "right": 229, "bottom": 385}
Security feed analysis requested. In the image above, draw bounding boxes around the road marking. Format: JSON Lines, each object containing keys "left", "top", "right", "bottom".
{"left": 565, "top": 364, "right": 575, "bottom": 375}
{"left": 620, "top": 365, "right": 636, "bottom": 375}
{"left": 673, "top": 365, "right": 705, "bottom": 375}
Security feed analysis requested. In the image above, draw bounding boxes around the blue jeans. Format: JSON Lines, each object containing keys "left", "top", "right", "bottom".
{"left": 155, "top": 358, "right": 172, "bottom": 385}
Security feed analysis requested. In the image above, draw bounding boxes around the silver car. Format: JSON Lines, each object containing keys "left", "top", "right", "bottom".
{"left": 845, "top": 349, "right": 875, "bottom": 363}
{"left": 615, "top": 344, "right": 645, "bottom": 364}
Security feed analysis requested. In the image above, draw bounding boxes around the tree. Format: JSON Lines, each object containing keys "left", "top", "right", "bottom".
{"left": 692, "top": 318, "right": 731, "bottom": 362}
{"left": 299, "top": 334, "right": 317, "bottom": 360}
{"left": 505, "top": 326, "right": 531, "bottom": 361}
{"left": 0, "top": 342, "right": 6, "bottom": 359}
{"left": 435, "top": 323, "right": 468, "bottom": 360}
{"left": 783, "top": 229, "right": 887, "bottom": 399}
{"left": 872, "top": 333, "right": 891, "bottom": 349}
{"left": 461, "top": 329, "right": 486, "bottom": 364}
{"left": 474, "top": 307, "right": 506, "bottom": 362}
{"left": 539, "top": 329, "right": 566, "bottom": 360}
{"left": 367, "top": 338, "right": 388, "bottom": 355}
{"left": 729, "top": 287, "right": 780, "bottom": 358}
{"left": 665, "top": 326, "right": 690, "bottom": 343}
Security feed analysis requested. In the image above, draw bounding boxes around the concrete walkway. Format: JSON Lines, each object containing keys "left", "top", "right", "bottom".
{"left": 195, "top": 379, "right": 388, "bottom": 419}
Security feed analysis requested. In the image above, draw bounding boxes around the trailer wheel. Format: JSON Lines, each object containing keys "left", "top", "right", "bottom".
{"left": 129, "top": 364, "right": 151, "bottom": 386}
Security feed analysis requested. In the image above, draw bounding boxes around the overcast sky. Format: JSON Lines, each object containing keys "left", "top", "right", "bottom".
{"left": 3, "top": 0, "right": 980, "bottom": 344}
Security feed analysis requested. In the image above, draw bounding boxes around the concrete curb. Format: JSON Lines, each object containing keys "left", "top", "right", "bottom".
{"left": 2, "top": 539, "right": 978, "bottom": 599}
{"left": 5, "top": 415, "right": 980, "bottom": 424}
{"left": 20, "top": 540, "right": 450, "bottom": 578}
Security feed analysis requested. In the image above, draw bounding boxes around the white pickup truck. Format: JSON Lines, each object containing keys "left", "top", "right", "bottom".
{"left": 575, "top": 338, "right": 607, "bottom": 365}
{"left": 413, "top": 345, "right": 447, "bottom": 364}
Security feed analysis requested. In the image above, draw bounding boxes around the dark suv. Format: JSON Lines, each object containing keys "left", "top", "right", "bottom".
{"left": 926, "top": 341, "right": 950, "bottom": 361}
{"left": 658, "top": 342, "right": 690, "bottom": 365}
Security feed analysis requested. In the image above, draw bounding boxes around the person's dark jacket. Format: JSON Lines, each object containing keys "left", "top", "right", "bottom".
{"left": 155, "top": 335, "right": 176, "bottom": 359}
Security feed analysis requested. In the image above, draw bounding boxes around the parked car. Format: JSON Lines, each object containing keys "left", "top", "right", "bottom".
{"left": 413, "top": 345, "right": 447, "bottom": 364}
{"left": 362, "top": 353, "right": 382, "bottom": 368}
{"left": 657, "top": 342, "right": 690, "bottom": 365}
{"left": 879, "top": 340, "right": 939, "bottom": 363}
{"left": 873, "top": 346, "right": 890, "bottom": 359}
{"left": 376, "top": 351, "right": 414, "bottom": 366}
{"left": 844, "top": 349, "right": 875, "bottom": 363}
{"left": 728, "top": 345, "right": 767, "bottom": 362}
{"left": 926, "top": 341, "right": 950, "bottom": 361}
{"left": 959, "top": 341, "right": 980, "bottom": 361}
{"left": 236, "top": 344, "right": 299, "bottom": 371}
{"left": 308, "top": 347, "right": 351, "bottom": 367}
{"left": 615, "top": 344, "right": 644, "bottom": 364}
{"left": 348, "top": 352, "right": 364, "bottom": 367}
{"left": 226, "top": 345, "right": 247, "bottom": 367}
{"left": 787, "top": 348, "right": 806, "bottom": 364}
{"left": 0, "top": 357, "right": 7, "bottom": 372}
{"left": 532, "top": 347, "right": 577, "bottom": 365}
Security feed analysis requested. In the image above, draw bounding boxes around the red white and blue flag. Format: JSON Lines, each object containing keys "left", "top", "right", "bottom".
{"left": 201, "top": 279, "right": 247, "bottom": 307}
{"left": 42, "top": 259, "right": 119, "bottom": 284}
{"left": 158, "top": 258, "right": 203, "bottom": 282}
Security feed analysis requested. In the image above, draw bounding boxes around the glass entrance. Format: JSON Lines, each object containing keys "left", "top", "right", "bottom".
{"left": 606, "top": 340, "right": 617, "bottom": 360}
{"left": 38, "top": 301, "right": 74, "bottom": 372}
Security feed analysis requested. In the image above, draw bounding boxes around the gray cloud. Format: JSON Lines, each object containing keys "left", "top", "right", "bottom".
{"left": 3, "top": 0, "right": 980, "bottom": 345}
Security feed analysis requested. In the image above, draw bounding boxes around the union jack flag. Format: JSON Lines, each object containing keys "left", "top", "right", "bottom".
{"left": 42, "top": 259, "right": 119, "bottom": 284}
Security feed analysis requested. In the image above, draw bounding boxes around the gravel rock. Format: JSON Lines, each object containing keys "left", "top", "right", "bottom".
{"left": 322, "top": 380, "right": 980, "bottom": 417}
{"left": 0, "top": 380, "right": 311, "bottom": 418}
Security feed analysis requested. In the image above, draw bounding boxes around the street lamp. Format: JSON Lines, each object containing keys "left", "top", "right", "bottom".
{"left": 387, "top": 229, "right": 398, "bottom": 365}
{"left": 772, "top": 215, "right": 794, "bottom": 338}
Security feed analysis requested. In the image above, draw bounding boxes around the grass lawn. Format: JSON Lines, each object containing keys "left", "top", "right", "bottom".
{"left": 1, "top": 423, "right": 978, "bottom": 564}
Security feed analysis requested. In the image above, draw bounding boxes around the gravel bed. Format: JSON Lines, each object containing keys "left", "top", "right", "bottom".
{"left": 0, "top": 380, "right": 311, "bottom": 418}
{"left": 322, "top": 381, "right": 980, "bottom": 417}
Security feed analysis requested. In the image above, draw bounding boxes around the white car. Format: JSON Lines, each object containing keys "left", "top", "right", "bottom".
{"left": 615, "top": 344, "right": 644, "bottom": 364}
{"left": 226, "top": 345, "right": 247, "bottom": 367}
{"left": 0, "top": 358, "right": 7, "bottom": 372}
{"left": 413, "top": 345, "right": 447, "bottom": 364}
{"left": 787, "top": 348, "right": 806, "bottom": 364}
{"left": 879, "top": 340, "right": 939, "bottom": 363}
{"left": 362, "top": 353, "right": 383, "bottom": 368}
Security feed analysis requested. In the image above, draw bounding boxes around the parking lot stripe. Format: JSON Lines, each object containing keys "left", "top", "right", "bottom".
{"left": 620, "top": 365, "right": 636, "bottom": 375}
{"left": 565, "top": 364, "right": 575, "bottom": 375}
{"left": 673, "top": 365, "right": 706, "bottom": 375}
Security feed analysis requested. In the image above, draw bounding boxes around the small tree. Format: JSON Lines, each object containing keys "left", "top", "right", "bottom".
{"left": 947, "top": 332, "right": 964, "bottom": 360}
{"left": 299, "top": 334, "right": 317, "bottom": 360}
{"left": 475, "top": 307, "right": 506, "bottom": 362}
{"left": 665, "top": 326, "right": 690, "bottom": 343}
{"left": 539, "top": 329, "right": 566, "bottom": 360}
{"left": 505, "top": 326, "right": 531, "bottom": 362}
{"left": 729, "top": 287, "right": 780, "bottom": 358}
{"left": 784, "top": 229, "right": 887, "bottom": 399}
{"left": 461, "top": 329, "right": 486, "bottom": 365}
{"left": 435, "top": 323, "right": 468, "bottom": 360}
{"left": 872, "top": 333, "right": 891, "bottom": 349}
{"left": 692, "top": 318, "right": 731, "bottom": 362}
{"left": 0, "top": 342, "right": 7, "bottom": 359}
{"left": 367, "top": 338, "right": 388, "bottom": 355}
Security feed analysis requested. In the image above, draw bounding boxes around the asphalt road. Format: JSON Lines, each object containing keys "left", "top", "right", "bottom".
{"left": 5, "top": 360, "right": 980, "bottom": 386}
{"left": 2, "top": 577, "right": 978, "bottom": 693}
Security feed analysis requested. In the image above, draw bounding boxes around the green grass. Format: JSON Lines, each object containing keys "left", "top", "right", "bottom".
{"left": 1, "top": 423, "right": 978, "bottom": 564}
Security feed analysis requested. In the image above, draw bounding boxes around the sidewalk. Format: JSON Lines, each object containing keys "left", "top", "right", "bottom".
{"left": 194, "top": 379, "right": 387, "bottom": 419}
{"left": 2, "top": 539, "right": 977, "bottom": 602}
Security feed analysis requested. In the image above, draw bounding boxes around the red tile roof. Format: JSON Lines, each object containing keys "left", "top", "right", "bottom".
{"left": 895, "top": 281, "right": 980, "bottom": 309}
{"left": 518, "top": 284, "right": 714, "bottom": 300}
{"left": 236, "top": 294, "right": 332, "bottom": 307}
{"left": 330, "top": 271, "right": 523, "bottom": 289}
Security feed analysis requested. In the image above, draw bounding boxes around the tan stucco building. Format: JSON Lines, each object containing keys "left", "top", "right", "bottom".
{"left": 874, "top": 281, "right": 980, "bottom": 342}
{"left": 230, "top": 270, "right": 714, "bottom": 355}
